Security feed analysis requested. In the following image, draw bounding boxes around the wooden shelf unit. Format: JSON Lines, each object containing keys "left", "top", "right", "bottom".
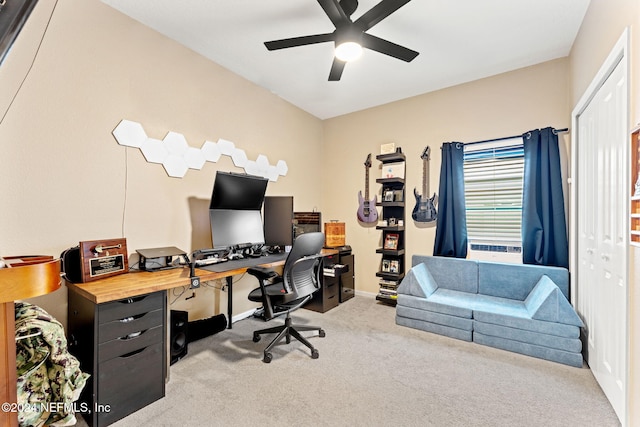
{"left": 631, "top": 126, "right": 640, "bottom": 247}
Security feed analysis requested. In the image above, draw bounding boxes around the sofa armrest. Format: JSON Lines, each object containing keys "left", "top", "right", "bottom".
{"left": 524, "top": 275, "right": 584, "bottom": 327}
{"left": 397, "top": 263, "right": 439, "bottom": 298}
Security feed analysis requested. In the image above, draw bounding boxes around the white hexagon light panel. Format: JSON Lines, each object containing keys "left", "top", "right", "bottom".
{"left": 163, "top": 155, "right": 189, "bottom": 178}
{"left": 185, "top": 147, "right": 206, "bottom": 170}
{"left": 201, "top": 140, "right": 221, "bottom": 163}
{"left": 140, "top": 138, "right": 168, "bottom": 164}
{"left": 163, "top": 132, "right": 189, "bottom": 155}
{"left": 231, "top": 148, "right": 248, "bottom": 168}
{"left": 112, "top": 120, "right": 288, "bottom": 180}
{"left": 113, "top": 120, "right": 147, "bottom": 148}
{"left": 217, "top": 138, "right": 236, "bottom": 156}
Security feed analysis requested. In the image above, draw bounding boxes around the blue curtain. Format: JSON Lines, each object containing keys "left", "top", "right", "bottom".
{"left": 521, "top": 127, "right": 568, "bottom": 268}
{"left": 433, "top": 142, "right": 467, "bottom": 258}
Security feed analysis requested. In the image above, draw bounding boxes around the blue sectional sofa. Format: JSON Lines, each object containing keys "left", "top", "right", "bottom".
{"left": 395, "top": 255, "right": 584, "bottom": 367}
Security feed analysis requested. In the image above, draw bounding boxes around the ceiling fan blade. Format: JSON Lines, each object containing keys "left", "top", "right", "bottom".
{"left": 354, "top": 0, "right": 412, "bottom": 31}
{"left": 265, "top": 33, "right": 335, "bottom": 51}
{"left": 329, "top": 58, "right": 346, "bottom": 81}
{"left": 361, "top": 33, "right": 418, "bottom": 62}
{"left": 317, "top": 0, "right": 351, "bottom": 27}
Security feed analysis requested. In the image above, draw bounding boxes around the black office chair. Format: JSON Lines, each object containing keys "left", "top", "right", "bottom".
{"left": 246, "top": 232, "right": 326, "bottom": 363}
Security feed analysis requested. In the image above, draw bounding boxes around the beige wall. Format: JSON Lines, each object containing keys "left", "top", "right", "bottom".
{"left": 322, "top": 58, "right": 571, "bottom": 295}
{"left": 0, "top": 0, "right": 324, "bottom": 323}
{"left": 568, "top": 0, "right": 640, "bottom": 424}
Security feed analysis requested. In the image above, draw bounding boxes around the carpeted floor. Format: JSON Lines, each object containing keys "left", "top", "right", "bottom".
{"left": 76, "top": 295, "right": 620, "bottom": 427}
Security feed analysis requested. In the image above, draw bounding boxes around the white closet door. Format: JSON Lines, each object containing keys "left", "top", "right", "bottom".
{"left": 576, "top": 56, "right": 627, "bottom": 422}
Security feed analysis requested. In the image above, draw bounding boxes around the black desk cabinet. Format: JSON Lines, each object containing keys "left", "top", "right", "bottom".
{"left": 339, "top": 252, "right": 355, "bottom": 302}
{"left": 67, "top": 290, "right": 166, "bottom": 427}
{"left": 305, "top": 270, "right": 340, "bottom": 313}
{"left": 305, "top": 252, "right": 354, "bottom": 313}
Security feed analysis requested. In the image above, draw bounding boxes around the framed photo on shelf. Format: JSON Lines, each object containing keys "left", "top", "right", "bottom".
{"left": 389, "top": 260, "right": 399, "bottom": 274}
{"left": 380, "top": 161, "right": 405, "bottom": 179}
{"left": 384, "top": 189, "right": 395, "bottom": 202}
{"left": 383, "top": 233, "right": 399, "bottom": 250}
{"left": 381, "top": 259, "right": 391, "bottom": 272}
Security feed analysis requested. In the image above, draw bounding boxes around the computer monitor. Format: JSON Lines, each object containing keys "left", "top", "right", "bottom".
{"left": 209, "top": 209, "right": 265, "bottom": 249}
{"left": 209, "top": 171, "right": 268, "bottom": 210}
{"left": 264, "top": 196, "right": 294, "bottom": 247}
{"left": 209, "top": 172, "right": 268, "bottom": 249}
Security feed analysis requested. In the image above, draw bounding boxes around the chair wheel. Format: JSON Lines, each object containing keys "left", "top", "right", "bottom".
{"left": 311, "top": 349, "right": 319, "bottom": 359}
{"left": 319, "top": 329, "right": 326, "bottom": 338}
{"left": 263, "top": 352, "right": 272, "bottom": 363}
{"left": 253, "top": 334, "right": 260, "bottom": 343}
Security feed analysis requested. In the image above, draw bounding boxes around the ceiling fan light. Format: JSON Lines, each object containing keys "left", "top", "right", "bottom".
{"left": 335, "top": 42, "right": 363, "bottom": 62}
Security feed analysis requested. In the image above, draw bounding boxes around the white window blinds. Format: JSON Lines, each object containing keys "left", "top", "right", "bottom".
{"left": 463, "top": 137, "right": 524, "bottom": 242}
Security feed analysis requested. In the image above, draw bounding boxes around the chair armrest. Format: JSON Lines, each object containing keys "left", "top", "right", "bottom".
{"left": 247, "top": 266, "right": 279, "bottom": 281}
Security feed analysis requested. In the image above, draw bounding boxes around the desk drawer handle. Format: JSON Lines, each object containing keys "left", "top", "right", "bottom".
{"left": 119, "top": 313, "right": 145, "bottom": 323}
{"left": 119, "top": 347, "right": 146, "bottom": 359}
{"left": 118, "top": 329, "right": 147, "bottom": 340}
{"left": 119, "top": 296, "right": 146, "bottom": 304}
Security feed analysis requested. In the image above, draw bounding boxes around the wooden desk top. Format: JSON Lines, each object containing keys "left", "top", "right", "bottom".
{"left": 66, "top": 249, "right": 338, "bottom": 304}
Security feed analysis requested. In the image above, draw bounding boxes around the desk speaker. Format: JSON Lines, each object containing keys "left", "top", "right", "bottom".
{"left": 170, "top": 310, "right": 188, "bottom": 365}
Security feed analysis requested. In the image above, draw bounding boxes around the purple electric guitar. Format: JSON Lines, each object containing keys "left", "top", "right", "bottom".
{"left": 412, "top": 147, "right": 437, "bottom": 222}
{"left": 357, "top": 154, "right": 378, "bottom": 223}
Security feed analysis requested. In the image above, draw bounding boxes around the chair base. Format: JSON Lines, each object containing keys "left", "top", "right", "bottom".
{"left": 252, "top": 314, "right": 325, "bottom": 363}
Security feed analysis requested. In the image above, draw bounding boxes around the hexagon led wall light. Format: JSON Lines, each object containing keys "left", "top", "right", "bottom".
{"left": 112, "top": 120, "right": 288, "bottom": 181}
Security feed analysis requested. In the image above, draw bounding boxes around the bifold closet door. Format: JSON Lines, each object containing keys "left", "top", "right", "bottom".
{"left": 576, "top": 55, "right": 627, "bottom": 422}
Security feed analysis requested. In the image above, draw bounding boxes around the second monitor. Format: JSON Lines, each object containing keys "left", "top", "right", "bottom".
{"left": 263, "top": 196, "right": 293, "bottom": 249}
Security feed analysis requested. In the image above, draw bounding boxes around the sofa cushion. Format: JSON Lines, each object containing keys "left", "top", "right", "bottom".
{"left": 412, "top": 255, "right": 478, "bottom": 294}
{"left": 524, "top": 276, "right": 584, "bottom": 327}
{"left": 397, "top": 294, "right": 473, "bottom": 319}
{"left": 396, "top": 305, "right": 473, "bottom": 331}
{"left": 473, "top": 321, "right": 582, "bottom": 353}
{"left": 473, "top": 309, "right": 580, "bottom": 338}
{"left": 397, "top": 262, "right": 438, "bottom": 298}
{"left": 472, "top": 293, "right": 528, "bottom": 317}
{"left": 478, "top": 261, "right": 569, "bottom": 300}
{"left": 396, "top": 315, "right": 473, "bottom": 342}
{"left": 474, "top": 332, "right": 584, "bottom": 368}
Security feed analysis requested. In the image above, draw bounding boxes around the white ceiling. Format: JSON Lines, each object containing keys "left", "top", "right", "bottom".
{"left": 101, "top": 0, "right": 590, "bottom": 120}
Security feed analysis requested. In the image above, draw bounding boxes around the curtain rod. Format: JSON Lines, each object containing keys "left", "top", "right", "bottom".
{"left": 463, "top": 128, "right": 569, "bottom": 147}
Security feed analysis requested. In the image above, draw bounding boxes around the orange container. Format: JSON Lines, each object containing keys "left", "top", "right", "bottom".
{"left": 324, "top": 222, "right": 345, "bottom": 247}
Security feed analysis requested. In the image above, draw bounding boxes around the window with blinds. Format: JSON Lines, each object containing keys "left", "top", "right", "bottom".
{"left": 463, "top": 137, "right": 524, "bottom": 243}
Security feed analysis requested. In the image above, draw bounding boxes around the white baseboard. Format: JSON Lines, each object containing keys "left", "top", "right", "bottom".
{"left": 232, "top": 308, "right": 258, "bottom": 324}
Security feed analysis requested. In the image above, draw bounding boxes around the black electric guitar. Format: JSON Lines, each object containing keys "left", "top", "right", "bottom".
{"left": 412, "top": 147, "right": 437, "bottom": 222}
{"left": 357, "top": 154, "right": 378, "bottom": 223}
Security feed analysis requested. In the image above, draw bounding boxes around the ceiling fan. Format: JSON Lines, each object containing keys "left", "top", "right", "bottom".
{"left": 264, "top": 0, "right": 419, "bottom": 81}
